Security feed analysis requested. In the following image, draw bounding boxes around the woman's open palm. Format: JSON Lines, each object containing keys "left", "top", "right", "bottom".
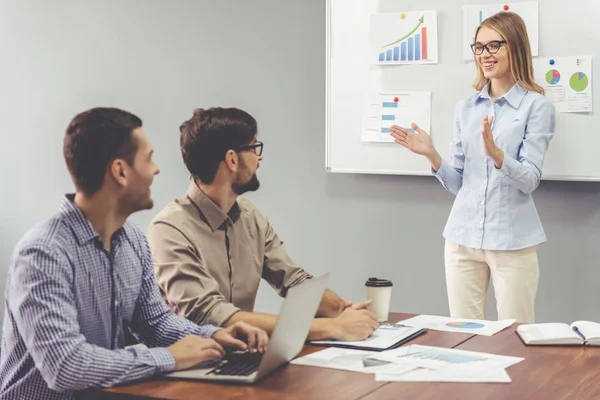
{"left": 389, "top": 123, "right": 434, "bottom": 156}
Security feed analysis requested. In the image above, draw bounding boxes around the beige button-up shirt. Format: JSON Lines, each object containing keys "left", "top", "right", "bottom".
{"left": 147, "top": 181, "right": 311, "bottom": 326}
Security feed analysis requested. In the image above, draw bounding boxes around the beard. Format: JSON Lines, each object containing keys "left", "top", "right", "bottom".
{"left": 129, "top": 188, "right": 155, "bottom": 213}
{"left": 232, "top": 173, "right": 260, "bottom": 195}
{"left": 118, "top": 191, "right": 154, "bottom": 218}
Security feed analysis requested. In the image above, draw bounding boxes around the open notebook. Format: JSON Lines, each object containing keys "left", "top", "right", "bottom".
{"left": 516, "top": 321, "right": 600, "bottom": 346}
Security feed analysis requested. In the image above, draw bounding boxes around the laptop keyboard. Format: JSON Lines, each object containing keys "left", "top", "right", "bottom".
{"left": 207, "top": 352, "right": 263, "bottom": 376}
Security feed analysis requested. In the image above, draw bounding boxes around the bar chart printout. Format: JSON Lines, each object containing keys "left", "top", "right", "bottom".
{"left": 462, "top": 2, "right": 539, "bottom": 60}
{"left": 370, "top": 11, "right": 439, "bottom": 65}
{"left": 362, "top": 92, "right": 431, "bottom": 143}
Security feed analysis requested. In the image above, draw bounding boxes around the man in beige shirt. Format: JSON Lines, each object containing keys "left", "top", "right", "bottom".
{"left": 148, "top": 107, "right": 379, "bottom": 341}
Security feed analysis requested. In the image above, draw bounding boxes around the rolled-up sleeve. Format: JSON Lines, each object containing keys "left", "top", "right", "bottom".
{"left": 257, "top": 212, "right": 312, "bottom": 297}
{"left": 147, "top": 221, "right": 240, "bottom": 327}
{"left": 497, "top": 98, "right": 556, "bottom": 194}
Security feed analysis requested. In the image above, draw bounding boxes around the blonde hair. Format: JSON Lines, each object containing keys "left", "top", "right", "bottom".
{"left": 472, "top": 11, "right": 543, "bottom": 94}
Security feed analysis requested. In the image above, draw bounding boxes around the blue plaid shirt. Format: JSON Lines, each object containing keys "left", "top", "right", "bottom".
{"left": 0, "top": 195, "right": 220, "bottom": 399}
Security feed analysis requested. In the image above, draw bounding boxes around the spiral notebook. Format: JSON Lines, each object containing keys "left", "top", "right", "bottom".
{"left": 309, "top": 325, "right": 427, "bottom": 351}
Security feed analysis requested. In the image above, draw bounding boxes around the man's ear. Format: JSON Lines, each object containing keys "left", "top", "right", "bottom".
{"left": 224, "top": 150, "right": 239, "bottom": 172}
{"left": 108, "top": 159, "right": 128, "bottom": 187}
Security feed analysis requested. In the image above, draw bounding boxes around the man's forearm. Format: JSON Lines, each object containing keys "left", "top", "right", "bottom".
{"left": 315, "top": 289, "right": 345, "bottom": 318}
{"left": 223, "top": 311, "right": 279, "bottom": 334}
{"left": 224, "top": 310, "right": 338, "bottom": 341}
{"left": 307, "top": 318, "right": 338, "bottom": 341}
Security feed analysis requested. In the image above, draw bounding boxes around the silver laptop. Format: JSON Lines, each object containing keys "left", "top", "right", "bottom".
{"left": 164, "top": 273, "right": 330, "bottom": 383}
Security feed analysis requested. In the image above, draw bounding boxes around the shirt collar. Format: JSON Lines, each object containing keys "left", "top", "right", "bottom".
{"left": 186, "top": 181, "right": 242, "bottom": 232}
{"left": 477, "top": 82, "right": 526, "bottom": 108}
{"left": 59, "top": 194, "right": 127, "bottom": 246}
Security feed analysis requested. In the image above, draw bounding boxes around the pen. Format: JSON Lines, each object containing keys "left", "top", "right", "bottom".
{"left": 572, "top": 326, "right": 586, "bottom": 342}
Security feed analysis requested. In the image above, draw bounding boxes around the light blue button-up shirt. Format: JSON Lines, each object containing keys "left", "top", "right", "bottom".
{"left": 434, "top": 83, "right": 556, "bottom": 250}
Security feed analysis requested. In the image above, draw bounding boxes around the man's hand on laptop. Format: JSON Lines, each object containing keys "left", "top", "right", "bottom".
{"left": 330, "top": 301, "right": 379, "bottom": 341}
{"left": 213, "top": 321, "right": 269, "bottom": 354}
{"left": 168, "top": 335, "right": 226, "bottom": 371}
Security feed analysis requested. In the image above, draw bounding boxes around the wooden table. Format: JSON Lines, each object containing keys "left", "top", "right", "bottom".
{"left": 96, "top": 313, "right": 600, "bottom": 400}
{"left": 362, "top": 321, "right": 600, "bottom": 400}
{"left": 97, "top": 313, "right": 473, "bottom": 400}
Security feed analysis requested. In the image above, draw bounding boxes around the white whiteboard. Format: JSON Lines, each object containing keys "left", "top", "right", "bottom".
{"left": 326, "top": 0, "right": 600, "bottom": 181}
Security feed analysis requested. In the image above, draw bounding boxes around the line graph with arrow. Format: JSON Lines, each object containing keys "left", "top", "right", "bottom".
{"left": 370, "top": 11, "right": 438, "bottom": 65}
{"left": 381, "top": 16, "right": 425, "bottom": 48}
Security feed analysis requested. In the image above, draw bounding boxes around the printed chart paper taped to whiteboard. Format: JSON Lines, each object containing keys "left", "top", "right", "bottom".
{"left": 362, "top": 91, "right": 431, "bottom": 143}
{"left": 462, "top": 1, "right": 539, "bottom": 60}
{"left": 370, "top": 11, "right": 439, "bottom": 65}
{"left": 533, "top": 55, "right": 593, "bottom": 113}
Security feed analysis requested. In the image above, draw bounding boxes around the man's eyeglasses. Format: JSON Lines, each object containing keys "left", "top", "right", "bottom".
{"left": 236, "top": 141, "right": 263, "bottom": 156}
{"left": 470, "top": 40, "right": 507, "bottom": 55}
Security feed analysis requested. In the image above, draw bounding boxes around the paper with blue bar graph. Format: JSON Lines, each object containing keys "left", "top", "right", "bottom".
{"left": 361, "top": 92, "right": 431, "bottom": 143}
{"left": 370, "top": 11, "right": 438, "bottom": 65}
{"left": 463, "top": 1, "right": 539, "bottom": 61}
{"left": 370, "top": 345, "right": 523, "bottom": 382}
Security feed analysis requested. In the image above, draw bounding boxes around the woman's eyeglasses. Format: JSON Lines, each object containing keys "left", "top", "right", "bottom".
{"left": 470, "top": 40, "right": 507, "bottom": 55}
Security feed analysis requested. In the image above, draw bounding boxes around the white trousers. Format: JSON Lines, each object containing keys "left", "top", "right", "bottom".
{"left": 444, "top": 241, "right": 539, "bottom": 323}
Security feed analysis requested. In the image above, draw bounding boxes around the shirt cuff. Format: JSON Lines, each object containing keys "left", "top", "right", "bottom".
{"left": 147, "top": 347, "right": 176, "bottom": 374}
{"left": 432, "top": 160, "right": 450, "bottom": 182}
{"left": 281, "top": 271, "right": 312, "bottom": 297}
{"left": 197, "top": 324, "right": 223, "bottom": 339}
{"left": 497, "top": 153, "right": 521, "bottom": 178}
{"left": 204, "top": 302, "right": 241, "bottom": 327}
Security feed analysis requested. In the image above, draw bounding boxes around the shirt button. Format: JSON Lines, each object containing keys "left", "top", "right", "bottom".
{"left": 115, "top": 301, "right": 119, "bottom": 306}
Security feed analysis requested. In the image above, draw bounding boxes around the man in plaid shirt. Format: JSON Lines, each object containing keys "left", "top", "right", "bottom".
{"left": 0, "top": 107, "right": 268, "bottom": 400}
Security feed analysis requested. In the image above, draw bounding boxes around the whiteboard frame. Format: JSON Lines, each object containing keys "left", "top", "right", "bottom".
{"left": 324, "top": 0, "right": 600, "bottom": 183}
{"left": 325, "top": 0, "right": 332, "bottom": 173}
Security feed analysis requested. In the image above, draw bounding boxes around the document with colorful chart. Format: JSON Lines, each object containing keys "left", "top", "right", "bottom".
{"left": 533, "top": 55, "right": 593, "bottom": 113}
{"left": 371, "top": 345, "right": 523, "bottom": 382}
{"left": 361, "top": 91, "right": 431, "bottom": 143}
{"left": 291, "top": 347, "right": 414, "bottom": 375}
{"left": 462, "top": 1, "right": 538, "bottom": 60}
{"left": 397, "top": 315, "right": 515, "bottom": 336}
{"left": 369, "top": 11, "right": 439, "bottom": 65}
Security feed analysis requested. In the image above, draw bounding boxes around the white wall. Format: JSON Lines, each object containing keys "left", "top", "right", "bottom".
{"left": 1, "top": 0, "right": 599, "bottom": 329}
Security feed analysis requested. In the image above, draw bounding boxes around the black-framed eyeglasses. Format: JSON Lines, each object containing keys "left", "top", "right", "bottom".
{"left": 236, "top": 141, "right": 263, "bottom": 156}
{"left": 470, "top": 40, "right": 507, "bottom": 55}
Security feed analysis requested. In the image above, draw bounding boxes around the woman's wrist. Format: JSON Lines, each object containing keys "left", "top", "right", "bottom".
{"left": 426, "top": 150, "right": 442, "bottom": 172}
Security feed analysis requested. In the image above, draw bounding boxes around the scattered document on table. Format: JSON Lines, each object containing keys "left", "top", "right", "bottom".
{"left": 369, "top": 344, "right": 523, "bottom": 372}
{"left": 291, "top": 347, "right": 413, "bottom": 375}
{"left": 292, "top": 344, "right": 524, "bottom": 383}
{"left": 398, "top": 315, "right": 514, "bottom": 336}
{"left": 375, "top": 367, "right": 512, "bottom": 382}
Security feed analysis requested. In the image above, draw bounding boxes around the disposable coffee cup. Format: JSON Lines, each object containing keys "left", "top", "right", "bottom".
{"left": 365, "top": 277, "right": 393, "bottom": 322}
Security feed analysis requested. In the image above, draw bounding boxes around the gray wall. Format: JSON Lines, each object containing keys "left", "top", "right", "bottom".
{"left": 1, "top": 0, "right": 599, "bottom": 330}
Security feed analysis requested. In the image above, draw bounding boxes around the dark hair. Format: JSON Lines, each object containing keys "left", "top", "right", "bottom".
{"left": 180, "top": 107, "right": 257, "bottom": 184}
{"left": 63, "top": 107, "right": 142, "bottom": 195}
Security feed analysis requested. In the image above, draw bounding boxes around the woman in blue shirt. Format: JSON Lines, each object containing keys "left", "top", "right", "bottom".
{"left": 390, "top": 12, "right": 555, "bottom": 323}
